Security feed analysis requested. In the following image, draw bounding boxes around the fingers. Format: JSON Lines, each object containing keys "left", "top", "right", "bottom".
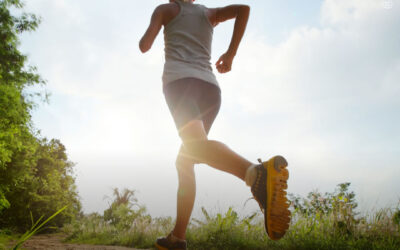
{"left": 217, "top": 64, "right": 229, "bottom": 73}
{"left": 217, "top": 64, "right": 231, "bottom": 73}
{"left": 216, "top": 64, "right": 224, "bottom": 73}
{"left": 215, "top": 57, "right": 223, "bottom": 67}
{"left": 216, "top": 54, "right": 232, "bottom": 73}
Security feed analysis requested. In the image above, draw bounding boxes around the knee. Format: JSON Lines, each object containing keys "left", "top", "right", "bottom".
{"left": 182, "top": 138, "right": 209, "bottom": 156}
{"left": 175, "top": 154, "right": 195, "bottom": 173}
{"left": 175, "top": 156, "right": 195, "bottom": 185}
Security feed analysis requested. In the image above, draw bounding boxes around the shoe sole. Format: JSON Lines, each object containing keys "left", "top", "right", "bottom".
{"left": 264, "top": 155, "right": 290, "bottom": 240}
{"left": 155, "top": 242, "right": 185, "bottom": 250}
{"left": 155, "top": 243, "right": 168, "bottom": 250}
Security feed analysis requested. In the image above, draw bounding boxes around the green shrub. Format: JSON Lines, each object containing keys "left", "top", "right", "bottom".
{"left": 64, "top": 184, "right": 400, "bottom": 249}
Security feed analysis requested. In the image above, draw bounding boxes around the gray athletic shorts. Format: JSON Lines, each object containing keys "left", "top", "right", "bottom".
{"left": 163, "top": 77, "right": 221, "bottom": 134}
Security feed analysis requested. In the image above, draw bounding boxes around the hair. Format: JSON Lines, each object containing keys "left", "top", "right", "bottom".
{"left": 169, "top": 0, "right": 195, "bottom": 3}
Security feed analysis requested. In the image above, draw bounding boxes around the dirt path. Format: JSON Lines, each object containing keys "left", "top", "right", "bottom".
{"left": 19, "top": 234, "right": 148, "bottom": 250}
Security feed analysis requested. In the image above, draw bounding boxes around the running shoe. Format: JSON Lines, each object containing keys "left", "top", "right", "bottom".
{"left": 155, "top": 232, "right": 187, "bottom": 250}
{"left": 251, "top": 155, "right": 290, "bottom": 240}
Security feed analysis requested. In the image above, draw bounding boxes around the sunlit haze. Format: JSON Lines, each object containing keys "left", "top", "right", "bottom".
{"left": 20, "top": 0, "right": 400, "bottom": 218}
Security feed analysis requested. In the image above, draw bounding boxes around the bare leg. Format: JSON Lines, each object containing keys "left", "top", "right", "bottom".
{"left": 172, "top": 146, "right": 196, "bottom": 240}
{"left": 179, "top": 120, "right": 254, "bottom": 180}
{"left": 172, "top": 120, "right": 255, "bottom": 240}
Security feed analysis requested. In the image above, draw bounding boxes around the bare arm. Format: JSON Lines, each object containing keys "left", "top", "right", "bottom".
{"left": 212, "top": 5, "right": 250, "bottom": 73}
{"left": 139, "top": 6, "right": 164, "bottom": 53}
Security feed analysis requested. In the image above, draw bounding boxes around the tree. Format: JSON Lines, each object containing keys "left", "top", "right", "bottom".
{"left": 0, "top": 0, "right": 45, "bottom": 212}
{"left": 1, "top": 139, "right": 81, "bottom": 230}
{"left": 0, "top": 0, "right": 81, "bottom": 231}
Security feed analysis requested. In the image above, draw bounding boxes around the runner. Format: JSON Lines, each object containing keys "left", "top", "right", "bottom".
{"left": 139, "top": 1, "right": 290, "bottom": 249}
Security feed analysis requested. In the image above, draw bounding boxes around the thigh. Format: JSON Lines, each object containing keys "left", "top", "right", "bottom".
{"left": 179, "top": 120, "right": 208, "bottom": 142}
{"left": 164, "top": 78, "right": 202, "bottom": 133}
{"left": 177, "top": 119, "right": 208, "bottom": 164}
{"left": 164, "top": 78, "right": 220, "bottom": 137}
{"left": 198, "top": 82, "right": 221, "bottom": 134}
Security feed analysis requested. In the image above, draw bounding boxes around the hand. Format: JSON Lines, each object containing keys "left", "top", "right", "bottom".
{"left": 215, "top": 52, "right": 234, "bottom": 74}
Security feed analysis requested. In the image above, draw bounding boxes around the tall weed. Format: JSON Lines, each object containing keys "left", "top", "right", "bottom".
{"left": 64, "top": 184, "right": 400, "bottom": 249}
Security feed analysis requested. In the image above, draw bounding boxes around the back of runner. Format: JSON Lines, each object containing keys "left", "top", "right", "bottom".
{"left": 139, "top": 1, "right": 291, "bottom": 249}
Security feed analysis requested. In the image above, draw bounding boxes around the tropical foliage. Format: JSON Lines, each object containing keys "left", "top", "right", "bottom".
{"left": 0, "top": 0, "right": 80, "bottom": 231}
{"left": 103, "top": 188, "right": 147, "bottom": 230}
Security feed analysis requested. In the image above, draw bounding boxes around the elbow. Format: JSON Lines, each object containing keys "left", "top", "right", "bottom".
{"left": 139, "top": 40, "right": 150, "bottom": 53}
{"left": 239, "top": 5, "right": 250, "bottom": 15}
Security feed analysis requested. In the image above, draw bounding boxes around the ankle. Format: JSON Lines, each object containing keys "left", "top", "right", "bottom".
{"left": 244, "top": 164, "right": 258, "bottom": 186}
{"left": 171, "top": 230, "right": 186, "bottom": 241}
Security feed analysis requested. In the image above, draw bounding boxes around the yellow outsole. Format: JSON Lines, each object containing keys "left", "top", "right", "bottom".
{"left": 264, "top": 155, "right": 290, "bottom": 240}
{"left": 155, "top": 243, "right": 168, "bottom": 250}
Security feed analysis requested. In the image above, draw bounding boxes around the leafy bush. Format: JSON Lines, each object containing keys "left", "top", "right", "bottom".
{"left": 64, "top": 188, "right": 161, "bottom": 248}
{"left": 186, "top": 207, "right": 263, "bottom": 250}
{"left": 64, "top": 184, "right": 400, "bottom": 249}
{"left": 103, "top": 188, "right": 147, "bottom": 230}
{"left": 0, "top": 139, "right": 81, "bottom": 231}
{"left": 393, "top": 209, "right": 400, "bottom": 228}
{"left": 289, "top": 182, "right": 359, "bottom": 235}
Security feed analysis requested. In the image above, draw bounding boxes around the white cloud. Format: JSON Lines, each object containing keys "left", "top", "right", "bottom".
{"left": 217, "top": 0, "right": 400, "bottom": 146}
{"left": 211, "top": 0, "right": 400, "bottom": 209}
{"left": 23, "top": 0, "right": 400, "bottom": 215}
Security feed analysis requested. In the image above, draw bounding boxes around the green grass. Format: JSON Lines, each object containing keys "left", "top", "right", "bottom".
{"left": 0, "top": 229, "right": 18, "bottom": 250}
{"left": 62, "top": 184, "right": 400, "bottom": 249}
{"left": 0, "top": 206, "right": 68, "bottom": 250}
{"left": 62, "top": 206, "right": 400, "bottom": 250}
{"left": 11, "top": 206, "right": 67, "bottom": 250}
{"left": 186, "top": 206, "right": 400, "bottom": 250}
{"left": 64, "top": 214, "right": 173, "bottom": 248}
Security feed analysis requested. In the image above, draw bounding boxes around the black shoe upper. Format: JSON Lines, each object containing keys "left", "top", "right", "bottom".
{"left": 156, "top": 234, "right": 187, "bottom": 250}
{"left": 251, "top": 164, "right": 267, "bottom": 213}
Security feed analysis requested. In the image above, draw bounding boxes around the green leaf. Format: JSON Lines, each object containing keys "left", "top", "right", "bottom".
{"left": 13, "top": 205, "right": 67, "bottom": 250}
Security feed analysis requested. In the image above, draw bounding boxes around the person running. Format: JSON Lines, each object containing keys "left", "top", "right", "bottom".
{"left": 139, "top": 1, "right": 290, "bottom": 249}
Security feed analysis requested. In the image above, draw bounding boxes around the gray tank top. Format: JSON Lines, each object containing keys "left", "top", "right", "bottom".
{"left": 162, "top": 0, "right": 219, "bottom": 88}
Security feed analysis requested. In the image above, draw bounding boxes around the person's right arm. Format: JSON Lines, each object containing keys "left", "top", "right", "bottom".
{"left": 210, "top": 5, "right": 250, "bottom": 73}
{"left": 139, "top": 5, "right": 166, "bottom": 53}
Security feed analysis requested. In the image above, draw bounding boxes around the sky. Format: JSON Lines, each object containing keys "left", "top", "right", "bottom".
{"left": 17, "top": 0, "right": 400, "bottom": 218}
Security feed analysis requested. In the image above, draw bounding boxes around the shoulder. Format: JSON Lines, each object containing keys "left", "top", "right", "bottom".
{"left": 207, "top": 5, "right": 250, "bottom": 25}
{"left": 203, "top": 6, "right": 218, "bottom": 27}
{"left": 153, "top": 3, "right": 179, "bottom": 15}
{"left": 153, "top": 3, "right": 180, "bottom": 26}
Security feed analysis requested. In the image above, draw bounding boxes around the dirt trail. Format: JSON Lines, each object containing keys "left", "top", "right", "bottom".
{"left": 17, "top": 234, "right": 148, "bottom": 250}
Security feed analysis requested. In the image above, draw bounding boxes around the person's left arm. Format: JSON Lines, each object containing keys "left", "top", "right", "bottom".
{"left": 139, "top": 5, "right": 165, "bottom": 53}
{"left": 208, "top": 5, "right": 250, "bottom": 73}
